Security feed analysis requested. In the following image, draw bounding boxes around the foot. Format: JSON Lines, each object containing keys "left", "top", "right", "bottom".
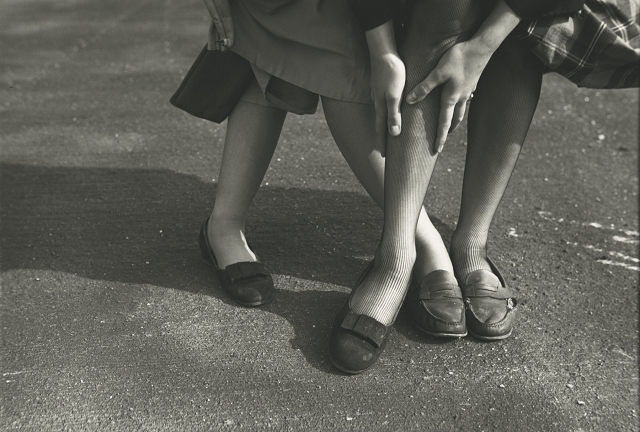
{"left": 408, "top": 270, "right": 466, "bottom": 338}
{"left": 200, "top": 219, "right": 274, "bottom": 307}
{"left": 329, "top": 262, "right": 393, "bottom": 374}
{"left": 412, "top": 242, "right": 455, "bottom": 283}
{"left": 459, "top": 263, "right": 517, "bottom": 340}
{"left": 207, "top": 217, "right": 257, "bottom": 268}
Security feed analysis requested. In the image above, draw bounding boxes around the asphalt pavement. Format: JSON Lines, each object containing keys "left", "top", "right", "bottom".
{"left": 1, "top": 0, "right": 638, "bottom": 430}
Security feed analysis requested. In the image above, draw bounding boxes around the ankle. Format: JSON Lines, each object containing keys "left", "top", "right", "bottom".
{"left": 451, "top": 229, "right": 480, "bottom": 250}
{"left": 208, "top": 216, "right": 246, "bottom": 237}
{"left": 373, "top": 248, "right": 416, "bottom": 281}
{"left": 450, "top": 231, "right": 486, "bottom": 257}
{"left": 413, "top": 241, "right": 454, "bottom": 276}
{"left": 206, "top": 216, "right": 256, "bottom": 267}
{"left": 450, "top": 232, "right": 493, "bottom": 280}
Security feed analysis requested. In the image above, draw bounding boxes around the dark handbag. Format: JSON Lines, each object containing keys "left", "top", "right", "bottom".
{"left": 516, "top": 0, "right": 640, "bottom": 89}
{"left": 170, "top": 45, "right": 254, "bottom": 123}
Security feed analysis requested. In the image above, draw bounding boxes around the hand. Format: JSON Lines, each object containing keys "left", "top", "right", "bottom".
{"left": 364, "top": 20, "right": 405, "bottom": 157}
{"left": 203, "top": 0, "right": 234, "bottom": 51}
{"left": 369, "top": 52, "right": 406, "bottom": 156}
{"left": 406, "top": 40, "right": 493, "bottom": 153}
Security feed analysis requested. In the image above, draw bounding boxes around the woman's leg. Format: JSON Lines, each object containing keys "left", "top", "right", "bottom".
{"left": 353, "top": 96, "right": 442, "bottom": 325}
{"left": 325, "top": 0, "right": 495, "bottom": 325}
{"left": 322, "top": 80, "right": 443, "bottom": 325}
{"left": 208, "top": 96, "right": 287, "bottom": 268}
{"left": 321, "top": 97, "right": 453, "bottom": 280}
{"left": 450, "top": 34, "right": 544, "bottom": 282}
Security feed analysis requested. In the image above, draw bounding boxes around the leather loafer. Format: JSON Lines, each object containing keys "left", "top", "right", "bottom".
{"left": 459, "top": 259, "right": 517, "bottom": 340}
{"left": 408, "top": 270, "right": 466, "bottom": 338}
{"left": 329, "top": 261, "right": 396, "bottom": 374}
{"left": 199, "top": 218, "right": 274, "bottom": 307}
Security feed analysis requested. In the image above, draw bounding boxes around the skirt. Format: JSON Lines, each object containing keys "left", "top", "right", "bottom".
{"left": 515, "top": 0, "right": 640, "bottom": 88}
{"left": 172, "top": 0, "right": 373, "bottom": 121}
{"left": 229, "top": 0, "right": 373, "bottom": 110}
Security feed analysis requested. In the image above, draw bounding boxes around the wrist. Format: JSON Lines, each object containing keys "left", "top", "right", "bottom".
{"left": 470, "top": 0, "right": 522, "bottom": 53}
{"left": 365, "top": 20, "right": 398, "bottom": 58}
{"left": 370, "top": 51, "right": 401, "bottom": 67}
{"left": 469, "top": 32, "right": 511, "bottom": 59}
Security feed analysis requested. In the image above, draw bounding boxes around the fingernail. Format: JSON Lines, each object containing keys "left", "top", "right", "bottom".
{"left": 406, "top": 94, "right": 416, "bottom": 104}
{"left": 390, "top": 125, "right": 400, "bottom": 135}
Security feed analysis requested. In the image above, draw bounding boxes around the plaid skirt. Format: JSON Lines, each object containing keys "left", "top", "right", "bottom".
{"left": 516, "top": 0, "right": 640, "bottom": 88}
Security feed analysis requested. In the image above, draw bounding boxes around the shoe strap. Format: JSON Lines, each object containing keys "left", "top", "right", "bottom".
{"left": 417, "top": 281, "right": 462, "bottom": 300}
{"left": 224, "top": 261, "right": 270, "bottom": 282}
{"left": 340, "top": 312, "right": 387, "bottom": 348}
{"left": 461, "top": 282, "right": 514, "bottom": 300}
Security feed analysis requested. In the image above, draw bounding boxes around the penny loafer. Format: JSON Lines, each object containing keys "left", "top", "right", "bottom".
{"left": 199, "top": 219, "right": 274, "bottom": 307}
{"left": 408, "top": 270, "right": 467, "bottom": 338}
{"left": 460, "top": 259, "right": 517, "bottom": 340}
{"left": 329, "top": 261, "right": 397, "bottom": 374}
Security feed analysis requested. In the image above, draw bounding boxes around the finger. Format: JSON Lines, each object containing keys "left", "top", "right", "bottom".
{"left": 386, "top": 94, "right": 402, "bottom": 137}
{"left": 435, "top": 94, "right": 456, "bottom": 153}
{"left": 406, "top": 71, "right": 441, "bottom": 104}
{"left": 377, "top": 131, "right": 387, "bottom": 158}
{"left": 203, "top": 0, "right": 234, "bottom": 51}
{"left": 203, "top": 1, "right": 226, "bottom": 51}
{"left": 374, "top": 100, "right": 388, "bottom": 157}
{"left": 203, "top": 1, "right": 224, "bottom": 38}
{"left": 215, "top": 0, "right": 234, "bottom": 48}
{"left": 207, "top": 21, "right": 219, "bottom": 50}
{"left": 449, "top": 100, "right": 467, "bottom": 132}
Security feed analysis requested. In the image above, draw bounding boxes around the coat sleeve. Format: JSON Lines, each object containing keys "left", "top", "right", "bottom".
{"left": 504, "top": 0, "right": 585, "bottom": 20}
{"left": 346, "top": 0, "right": 400, "bottom": 31}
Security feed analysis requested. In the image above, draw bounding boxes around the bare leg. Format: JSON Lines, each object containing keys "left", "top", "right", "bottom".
{"left": 208, "top": 99, "right": 287, "bottom": 268}
{"left": 450, "top": 34, "right": 544, "bottom": 282}
{"left": 321, "top": 97, "right": 453, "bottom": 280}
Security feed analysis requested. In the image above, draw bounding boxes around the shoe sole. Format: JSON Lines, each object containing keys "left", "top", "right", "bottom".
{"left": 201, "top": 257, "right": 272, "bottom": 307}
{"left": 411, "top": 318, "right": 467, "bottom": 338}
{"left": 468, "top": 328, "right": 513, "bottom": 341}
{"left": 329, "top": 355, "right": 374, "bottom": 375}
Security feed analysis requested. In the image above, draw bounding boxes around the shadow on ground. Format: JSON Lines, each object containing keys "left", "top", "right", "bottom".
{"left": 1, "top": 162, "right": 455, "bottom": 373}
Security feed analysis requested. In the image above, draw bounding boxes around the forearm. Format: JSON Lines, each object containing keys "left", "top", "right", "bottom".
{"left": 365, "top": 20, "right": 398, "bottom": 58}
{"left": 469, "top": 1, "right": 523, "bottom": 55}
